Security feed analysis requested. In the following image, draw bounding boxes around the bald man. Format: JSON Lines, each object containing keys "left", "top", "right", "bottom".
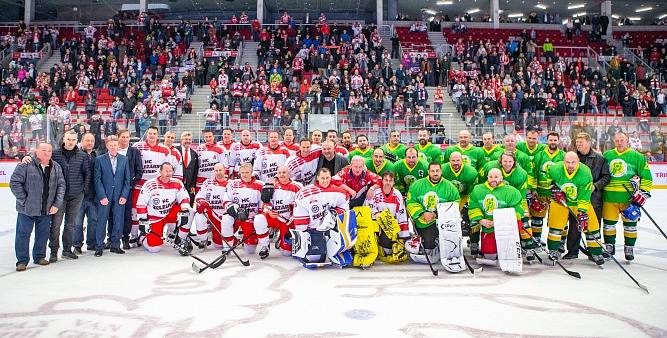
{"left": 443, "top": 130, "right": 485, "bottom": 170}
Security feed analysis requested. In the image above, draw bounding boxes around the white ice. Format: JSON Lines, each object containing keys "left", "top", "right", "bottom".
{"left": 0, "top": 188, "right": 666, "bottom": 337}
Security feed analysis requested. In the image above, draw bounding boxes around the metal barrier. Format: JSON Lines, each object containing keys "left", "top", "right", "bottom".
{"left": 196, "top": 110, "right": 310, "bottom": 143}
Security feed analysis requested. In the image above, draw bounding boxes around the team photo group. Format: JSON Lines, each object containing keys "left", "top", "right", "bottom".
{"left": 10, "top": 123, "right": 653, "bottom": 277}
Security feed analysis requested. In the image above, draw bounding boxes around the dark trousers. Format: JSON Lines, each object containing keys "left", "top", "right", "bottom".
{"left": 123, "top": 189, "right": 136, "bottom": 241}
{"left": 97, "top": 198, "right": 126, "bottom": 250}
{"left": 566, "top": 202, "right": 602, "bottom": 255}
{"left": 50, "top": 193, "right": 84, "bottom": 255}
{"left": 15, "top": 213, "right": 51, "bottom": 266}
{"left": 416, "top": 223, "right": 438, "bottom": 250}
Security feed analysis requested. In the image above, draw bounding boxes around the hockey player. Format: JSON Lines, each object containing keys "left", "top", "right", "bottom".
{"left": 406, "top": 162, "right": 461, "bottom": 261}
{"left": 310, "top": 130, "right": 323, "bottom": 146}
{"left": 441, "top": 151, "right": 478, "bottom": 242}
{"left": 341, "top": 131, "right": 357, "bottom": 153}
{"left": 292, "top": 168, "right": 350, "bottom": 264}
{"left": 163, "top": 130, "right": 184, "bottom": 181}
{"left": 281, "top": 128, "right": 300, "bottom": 155}
{"left": 393, "top": 147, "right": 429, "bottom": 195}
{"left": 217, "top": 128, "right": 235, "bottom": 166}
{"left": 253, "top": 131, "right": 290, "bottom": 182}
{"left": 381, "top": 130, "right": 407, "bottom": 161}
{"left": 228, "top": 129, "right": 263, "bottom": 178}
{"left": 254, "top": 166, "right": 303, "bottom": 258}
{"left": 480, "top": 133, "right": 503, "bottom": 162}
{"left": 602, "top": 132, "right": 653, "bottom": 260}
{"left": 468, "top": 168, "right": 524, "bottom": 263}
{"left": 196, "top": 130, "right": 226, "bottom": 193}
{"left": 220, "top": 163, "right": 264, "bottom": 253}
{"left": 365, "top": 171, "right": 410, "bottom": 263}
{"left": 285, "top": 138, "right": 323, "bottom": 186}
{"left": 366, "top": 148, "right": 394, "bottom": 176}
{"left": 442, "top": 130, "right": 485, "bottom": 170}
{"left": 415, "top": 129, "right": 443, "bottom": 164}
{"left": 347, "top": 135, "right": 373, "bottom": 161}
{"left": 332, "top": 156, "right": 381, "bottom": 201}
{"left": 478, "top": 152, "right": 536, "bottom": 260}
{"left": 516, "top": 129, "right": 545, "bottom": 166}
{"left": 131, "top": 126, "right": 179, "bottom": 244}
{"left": 530, "top": 131, "right": 564, "bottom": 243}
{"left": 489, "top": 134, "right": 532, "bottom": 183}
{"left": 192, "top": 163, "right": 228, "bottom": 247}
{"left": 326, "top": 130, "right": 349, "bottom": 156}
{"left": 136, "top": 163, "right": 191, "bottom": 253}
{"left": 547, "top": 152, "right": 605, "bottom": 265}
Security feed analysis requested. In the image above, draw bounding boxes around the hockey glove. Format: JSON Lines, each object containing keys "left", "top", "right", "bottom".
{"left": 196, "top": 200, "right": 211, "bottom": 214}
{"left": 226, "top": 203, "right": 240, "bottom": 218}
{"left": 631, "top": 190, "right": 650, "bottom": 207}
{"left": 577, "top": 211, "right": 589, "bottom": 232}
{"left": 178, "top": 210, "right": 190, "bottom": 227}
{"left": 551, "top": 185, "right": 566, "bottom": 205}
{"left": 138, "top": 219, "right": 149, "bottom": 236}
{"left": 261, "top": 183, "right": 275, "bottom": 204}
{"left": 237, "top": 207, "right": 250, "bottom": 221}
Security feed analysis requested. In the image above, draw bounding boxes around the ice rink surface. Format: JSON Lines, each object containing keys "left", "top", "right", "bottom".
{"left": 0, "top": 188, "right": 666, "bottom": 338}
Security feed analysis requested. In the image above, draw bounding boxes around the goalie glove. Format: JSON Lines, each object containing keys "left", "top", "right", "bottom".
{"left": 577, "top": 211, "right": 588, "bottom": 232}
{"left": 261, "top": 182, "right": 275, "bottom": 204}
{"left": 631, "top": 190, "right": 650, "bottom": 207}
{"left": 196, "top": 200, "right": 211, "bottom": 214}
{"left": 551, "top": 185, "right": 566, "bottom": 205}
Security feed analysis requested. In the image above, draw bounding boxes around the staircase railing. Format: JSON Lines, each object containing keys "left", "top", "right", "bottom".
{"left": 235, "top": 40, "right": 244, "bottom": 66}
{"left": 623, "top": 47, "right": 655, "bottom": 79}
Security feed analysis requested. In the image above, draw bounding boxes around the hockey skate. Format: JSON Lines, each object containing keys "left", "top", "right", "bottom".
{"left": 624, "top": 246, "right": 634, "bottom": 261}
{"left": 588, "top": 254, "right": 605, "bottom": 266}
{"left": 259, "top": 246, "right": 270, "bottom": 259}
{"left": 544, "top": 250, "right": 560, "bottom": 266}
{"left": 602, "top": 243, "right": 615, "bottom": 259}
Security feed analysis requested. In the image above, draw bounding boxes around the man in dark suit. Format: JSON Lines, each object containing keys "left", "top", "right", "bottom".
{"left": 117, "top": 130, "right": 142, "bottom": 250}
{"left": 175, "top": 131, "right": 198, "bottom": 202}
{"left": 317, "top": 141, "right": 348, "bottom": 176}
{"left": 94, "top": 135, "right": 131, "bottom": 257}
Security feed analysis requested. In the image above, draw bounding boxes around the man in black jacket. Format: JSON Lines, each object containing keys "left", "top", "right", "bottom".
{"left": 564, "top": 132, "right": 611, "bottom": 259}
{"left": 175, "top": 131, "right": 198, "bottom": 202}
{"left": 73, "top": 133, "right": 97, "bottom": 254}
{"left": 23, "top": 130, "right": 91, "bottom": 261}
{"left": 118, "top": 130, "right": 143, "bottom": 249}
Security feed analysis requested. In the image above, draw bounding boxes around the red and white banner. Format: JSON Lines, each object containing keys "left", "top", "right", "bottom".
{"left": 12, "top": 52, "right": 43, "bottom": 60}
{"left": 0, "top": 160, "right": 19, "bottom": 187}
{"left": 401, "top": 50, "right": 436, "bottom": 59}
{"left": 649, "top": 162, "right": 667, "bottom": 189}
{"left": 203, "top": 50, "right": 238, "bottom": 58}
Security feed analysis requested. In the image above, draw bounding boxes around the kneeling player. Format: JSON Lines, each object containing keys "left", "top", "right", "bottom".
{"left": 220, "top": 163, "right": 264, "bottom": 253}
{"left": 192, "top": 163, "right": 229, "bottom": 248}
{"left": 406, "top": 162, "right": 460, "bottom": 263}
{"left": 254, "top": 166, "right": 303, "bottom": 258}
{"left": 136, "top": 163, "right": 191, "bottom": 253}
{"left": 468, "top": 168, "right": 524, "bottom": 265}
{"left": 365, "top": 171, "right": 410, "bottom": 263}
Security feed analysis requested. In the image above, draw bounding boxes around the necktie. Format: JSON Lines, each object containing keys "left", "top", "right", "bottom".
{"left": 184, "top": 148, "right": 189, "bottom": 168}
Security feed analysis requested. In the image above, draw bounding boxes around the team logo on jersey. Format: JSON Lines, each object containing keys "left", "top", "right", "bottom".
{"left": 152, "top": 197, "right": 161, "bottom": 206}
{"left": 482, "top": 194, "right": 498, "bottom": 214}
{"left": 462, "top": 155, "right": 471, "bottom": 166}
{"left": 451, "top": 180, "right": 464, "bottom": 193}
{"left": 422, "top": 191, "right": 439, "bottom": 212}
{"left": 560, "top": 183, "right": 578, "bottom": 200}
{"left": 404, "top": 175, "right": 416, "bottom": 186}
{"left": 541, "top": 161, "right": 555, "bottom": 175}
{"left": 418, "top": 153, "right": 427, "bottom": 163}
{"left": 233, "top": 197, "right": 240, "bottom": 204}
{"left": 609, "top": 159, "right": 628, "bottom": 178}
{"left": 312, "top": 205, "right": 319, "bottom": 213}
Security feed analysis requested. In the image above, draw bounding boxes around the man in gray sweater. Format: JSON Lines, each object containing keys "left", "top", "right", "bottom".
{"left": 10, "top": 142, "right": 66, "bottom": 271}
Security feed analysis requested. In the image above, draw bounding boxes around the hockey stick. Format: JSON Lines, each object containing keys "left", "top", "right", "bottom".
{"left": 519, "top": 227, "right": 581, "bottom": 279}
{"left": 191, "top": 233, "right": 251, "bottom": 273}
{"left": 623, "top": 184, "right": 667, "bottom": 240}
{"left": 560, "top": 200, "right": 648, "bottom": 293}
{"left": 420, "top": 241, "right": 439, "bottom": 276}
{"left": 208, "top": 219, "right": 252, "bottom": 267}
{"left": 462, "top": 254, "right": 482, "bottom": 274}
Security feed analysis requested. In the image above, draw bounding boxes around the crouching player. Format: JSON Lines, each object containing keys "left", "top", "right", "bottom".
{"left": 254, "top": 166, "right": 303, "bottom": 259}
{"left": 468, "top": 168, "right": 523, "bottom": 265}
{"left": 220, "top": 163, "right": 264, "bottom": 253}
{"left": 191, "top": 163, "right": 229, "bottom": 248}
{"left": 136, "top": 163, "right": 191, "bottom": 253}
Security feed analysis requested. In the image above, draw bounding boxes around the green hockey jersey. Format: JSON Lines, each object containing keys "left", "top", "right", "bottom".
{"left": 489, "top": 148, "right": 535, "bottom": 189}
{"left": 533, "top": 148, "right": 565, "bottom": 196}
{"left": 366, "top": 158, "right": 394, "bottom": 176}
{"left": 406, "top": 177, "right": 460, "bottom": 228}
{"left": 348, "top": 147, "right": 373, "bottom": 161}
{"left": 603, "top": 148, "right": 653, "bottom": 203}
{"left": 481, "top": 144, "right": 504, "bottom": 162}
{"left": 516, "top": 142, "right": 545, "bottom": 161}
{"left": 478, "top": 161, "right": 528, "bottom": 198}
{"left": 443, "top": 144, "right": 485, "bottom": 170}
{"left": 468, "top": 182, "right": 524, "bottom": 233}
{"left": 381, "top": 143, "right": 408, "bottom": 161}
{"left": 548, "top": 162, "right": 593, "bottom": 212}
{"left": 415, "top": 143, "right": 443, "bottom": 164}
{"left": 393, "top": 159, "right": 429, "bottom": 194}
{"left": 441, "top": 162, "right": 478, "bottom": 197}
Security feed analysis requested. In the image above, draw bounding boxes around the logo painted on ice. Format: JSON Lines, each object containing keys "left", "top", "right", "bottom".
{"left": 609, "top": 158, "right": 628, "bottom": 178}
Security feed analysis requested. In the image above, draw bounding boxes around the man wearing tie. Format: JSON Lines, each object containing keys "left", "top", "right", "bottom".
{"left": 175, "top": 131, "right": 199, "bottom": 203}
{"left": 94, "top": 136, "right": 131, "bottom": 257}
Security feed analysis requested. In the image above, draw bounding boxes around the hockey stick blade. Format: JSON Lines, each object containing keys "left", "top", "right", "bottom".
{"left": 623, "top": 184, "right": 667, "bottom": 240}
{"left": 192, "top": 262, "right": 205, "bottom": 274}
{"left": 520, "top": 227, "right": 581, "bottom": 279}
{"left": 421, "top": 242, "right": 439, "bottom": 276}
{"left": 463, "top": 255, "right": 482, "bottom": 274}
{"left": 595, "top": 239, "right": 650, "bottom": 294}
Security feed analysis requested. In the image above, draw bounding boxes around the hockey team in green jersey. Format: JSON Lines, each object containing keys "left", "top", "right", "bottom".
{"left": 443, "top": 130, "right": 485, "bottom": 170}
{"left": 415, "top": 129, "right": 443, "bottom": 164}
{"left": 393, "top": 147, "right": 429, "bottom": 194}
{"left": 381, "top": 131, "right": 408, "bottom": 161}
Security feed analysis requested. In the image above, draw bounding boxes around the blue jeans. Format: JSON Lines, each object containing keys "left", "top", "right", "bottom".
{"left": 15, "top": 213, "right": 51, "bottom": 266}
{"left": 74, "top": 199, "right": 98, "bottom": 249}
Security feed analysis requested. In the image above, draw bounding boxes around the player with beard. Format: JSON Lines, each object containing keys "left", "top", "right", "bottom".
{"left": 393, "top": 147, "right": 429, "bottom": 195}
{"left": 443, "top": 130, "right": 485, "bottom": 170}
{"left": 347, "top": 134, "right": 372, "bottom": 161}
{"left": 366, "top": 148, "right": 394, "bottom": 176}
{"left": 415, "top": 129, "right": 443, "bottom": 164}
{"left": 228, "top": 129, "right": 263, "bottom": 178}
{"left": 381, "top": 130, "right": 408, "bottom": 161}
{"left": 341, "top": 131, "right": 356, "bottom": 153}
{"left": 285, "top": 138, "right": 323, "bottom": 186}
{"left": 531, "top": 132, "right": 565, "bottom": 245}
{"left": 253, "top": 131, "right": 290, "bottom": 182}
{"left": 480, "top": 133, "right": 503, "bottom": 162}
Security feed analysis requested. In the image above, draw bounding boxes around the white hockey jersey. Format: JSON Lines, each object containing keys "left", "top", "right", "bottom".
{"left": 253, "top": 145, "right": 291, "bottom": 182}
{"left": 133, "top": 141, "right": 179, "bottom": 189}
{"left": 195, "top": 177, "right": 228, "bottom": 216}
{"left": 196, "top": 143, "right": 227, "bottom": 187}
{"left": 365, "top": 187, "right": 409, "bottom": 237}
{"left": 222, "top": 178, "right": 265, "bottom": 221}
{"left": 136, "top": 178, "right": 190, "bottom": 222}
{"left": 217, "top": 140, "right": 234, "bottom": 175}
{"left": 265, "top": 180, "right": 303, "bottom": 221}
{"left": 169, "top": 146, "right": 184, "bottom": 182}
{"left": 293, "top": 183, "right": 349, "bottom": 231}
{"left": 228, "top": 141, "right": 263, "bottom": 175}
{"left": 280, "top": 141, "right": 300, "bottom": 155}
{"left": 285, "top": 146, "right": 322, "bottom": 186}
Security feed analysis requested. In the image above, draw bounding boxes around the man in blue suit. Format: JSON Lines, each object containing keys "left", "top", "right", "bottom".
{"left": 118, "top": 130, "right": 142, "bottom": 250}
{"left": 94, "top": 135, "right": 131, "bottom": 257}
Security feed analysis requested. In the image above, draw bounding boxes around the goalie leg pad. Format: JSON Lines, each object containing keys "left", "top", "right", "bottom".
{"left": 352, "top": 206, "right": 379, "bottom": 268}
{"left": 306, "top": 230, "right": 327, "bottom": 263}
{"left": 438, "top": 202, "right": 464, "bottom": 273}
